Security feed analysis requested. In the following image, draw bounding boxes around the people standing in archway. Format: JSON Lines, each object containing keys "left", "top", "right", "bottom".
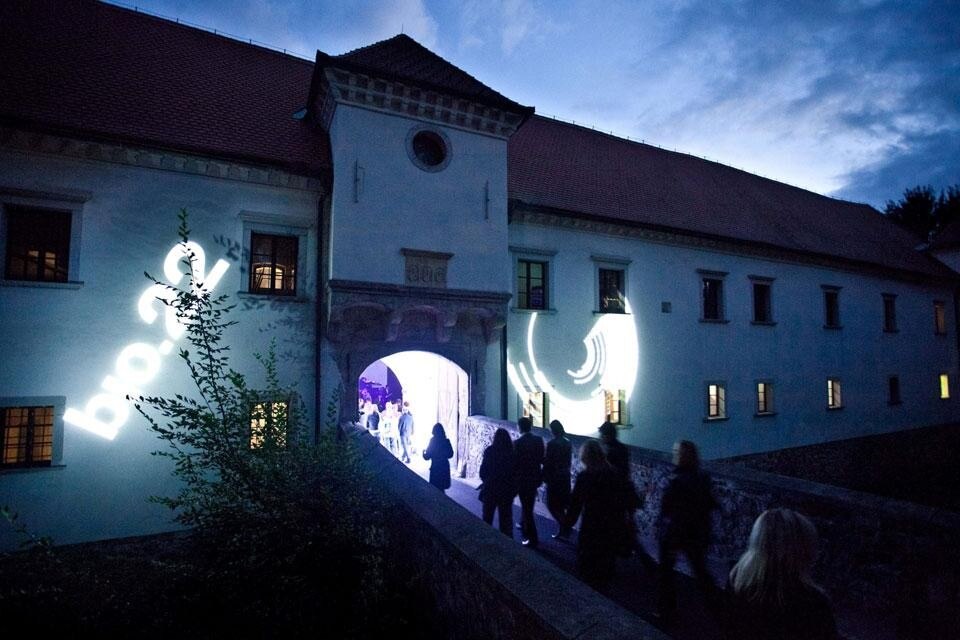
{"left": 515, "top": 416, "right": 545, "bottom": 548}
{"left": 423, "top": 422, "right": 453, "bottom": 493}
{"left": 563, "top": 439, "right": 621, "bottom": 588}
{"left": 397, "top": 401, "right": 414, "bottom": 464}
{"left": 725, "top": 508, "right": 837, "bottom": 640}
{"left": 657, "top": 439, "right": 719, "bottom": 624}
{"left": 479, "top": 427, "right": 518, "bottom": 537}
{"left": 381, "top": 401, "right": 399, "bottom": 455}
{"left": 365, "top": 402, "right": 380, "bottom": 438}
{"left": 543, "top": 419, "right": 572, "bottom": 541}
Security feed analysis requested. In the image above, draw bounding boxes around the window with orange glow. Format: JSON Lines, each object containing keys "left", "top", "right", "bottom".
{"left": 1, "top": 406, "right": 54, "bottom": 468}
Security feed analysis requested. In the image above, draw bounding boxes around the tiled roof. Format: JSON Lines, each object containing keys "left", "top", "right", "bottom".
{"left": 0, "top": 0, "right": 328, "bottom": 176}
{"left": 323, "top": 34, "right": 532, "bottom": 115}
{"left": 508, "top": 116, "right": 954, "bottom": 279}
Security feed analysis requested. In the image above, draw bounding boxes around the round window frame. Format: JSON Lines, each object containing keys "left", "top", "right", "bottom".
{"left": 405, "top": 126, "right": 452, "bottom": 173}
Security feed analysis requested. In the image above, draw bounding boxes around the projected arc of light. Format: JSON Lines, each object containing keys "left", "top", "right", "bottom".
{"left": 507, "top": 300, "right": 639, "bottom": 433}
{"left": 64, "top": 241, "right": 230, "bottom": 440}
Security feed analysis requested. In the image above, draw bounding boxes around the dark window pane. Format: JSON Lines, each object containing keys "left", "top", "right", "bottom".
{"left": 889, "top": 376, "right": 901, "bottom": 404}
{"left": 753, "top": 282, "right": 771, "bottom": 322}
{"left": 883, "top": 296, "right": 897, "bottom": 331}
{"left": 824, "top": 290, "right": 840, "bottom": 327}
{"left": 518, "top": 259, "right": 547, "bottom": 310}
{"left": 703, "top": 278, "right": 723, "bottom": 320}
{"left": 599, "top": 268, "right": 625, "bottom": 313}
{"left": 4, "top": 206, "right": 71, "bottom": 282}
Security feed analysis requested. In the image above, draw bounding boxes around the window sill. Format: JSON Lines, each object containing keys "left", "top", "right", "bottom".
{"left": 935, "top": 332, "right": 948, "bottom": 337}
{"left": 0, "top": 463, "right": 65, "bottom": 475}
{"left": 827, "top": 406, "right": 844, "bottom": 411}
{"left": 699, "top": 318, "right": 729, "bottom": 324}
{"left": 703, "top": 416, "right": 729, "bottom": 423}
{"left": 888, "top": 400, "right": 902, "bottom": 406}
{"left": 1, "top": 279, "right": 83, "bottom": 290}
{"left": 511, "top": 307, "right": 557, "bottom": 315}
{"left": 594, "top": 310, "right": 630, "bottom": 316}
{"left": 823, "top": 325, "right": 843, "bottom": 330}
{"left": 753, "top": 412, "right": 777, "bottom": 418}
{"left": 883, "top": 329, "right": 899, "bottom": 334}
{"left": 236, "top": 291, "right": 308, "bottom": 303}
{"left": 751, "top": 320, "right": 777, "bottom": 327}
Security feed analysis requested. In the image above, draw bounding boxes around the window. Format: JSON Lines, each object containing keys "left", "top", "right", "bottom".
{"left": 751, "top": 277, "right": 774, "bottom": 324}
{"left": 406, "top": 126, "right": 452, "bottom": 173}
{"left": 706, "top": 382, "right": 726, "bottom": 419}
{"left": 756, "top": 381, "right": 774, "bottom": 415}
{"left": 522, "top": 391, "right": 548, "bottom": 428}
{"left": 827, "top": 378, "right": 842, "bottom": 409}
{"left": 822, "top": 286, "right": 841, "bottom": 328}
{"left": 1, "top": 405, "right": 54, "bottom": 468}
{"left": 517, "top": 259, "right": 548, "bottom": 310}
{"left": 250, "top": 401, "right": 288, "bottom": 449}
{"left": 888, "top": 376, "right": 901, "bottom": 405}
{"left": 4, "top": 206, "right": 71, "bottom": 283}
{"left": 604, "top": 389, "right": 628, "bottom": 425}
{"left": 934, "top": 301, "right": 947, "bottom": 335}
{"left": 598, "top": 268, "right": 625, "bottom": 313}
{"left": 249, "top": 233, "right": 298, "bottom": 295}
{"left": 940, "top": 374, "right": 950, "bottom": 400}
{"left": 882, "top": 294, "right": 897, "bottom": 332}
{"left": 699, "top": 270, "right": 727, "bottom": 321}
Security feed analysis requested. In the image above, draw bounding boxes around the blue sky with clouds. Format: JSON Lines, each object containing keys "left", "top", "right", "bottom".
{"left": 113, "top": 0, "right": 959, "bottom": 209}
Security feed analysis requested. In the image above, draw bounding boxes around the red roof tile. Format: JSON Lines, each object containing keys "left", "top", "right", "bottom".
{"left": 509, "top": 116, "right": 953, "bottom": 278}
{"left": 0, "top": 0, "right": 328, "bottom": 176}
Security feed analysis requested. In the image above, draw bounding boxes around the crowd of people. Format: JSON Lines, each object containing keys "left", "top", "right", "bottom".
{"left": 475, "top": 417, "right": 838, "bottom": 639}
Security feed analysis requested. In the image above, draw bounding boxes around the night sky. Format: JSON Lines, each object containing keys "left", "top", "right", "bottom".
{"left": 113, "top": 0, "right": 960, "bottom": 209}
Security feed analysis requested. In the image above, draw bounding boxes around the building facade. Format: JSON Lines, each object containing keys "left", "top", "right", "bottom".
{"left": 0, "top": 1, "right": 956, "bottom": 548}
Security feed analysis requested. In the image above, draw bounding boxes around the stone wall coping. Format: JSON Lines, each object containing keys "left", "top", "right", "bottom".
{"left": 468, "top": 415, "right": 960, "bottom": 533}
{"left": 347, "top": 425, "right": 670, "bottom": 640}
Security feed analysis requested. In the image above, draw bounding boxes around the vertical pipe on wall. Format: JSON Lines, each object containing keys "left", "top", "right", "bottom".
{"left": 500, "top": 324, "right": 508, "bottom": 420}
{"left": 314, "top": 196, "right": 325, "bottom": 442}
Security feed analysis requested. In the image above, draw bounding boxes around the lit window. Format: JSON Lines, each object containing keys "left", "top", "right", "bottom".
{"left": 4, "top": 206, "right": 71, "bottom": 283}
{"left": 827, "top": 378, "right": 842, "bottom": 409}
{"left": 517, "top": 259, "right": 548, "bottom": 310}
{"left": 522, "top": 391, "right": 548, "bottom": 428}
{"left": 940, "top": 374, "right": 950, "bottom": 400}
{"left": 756, "top": 382, "right": 774, "bottom": 415}
{"left": 249, "top": 233, "right": 297, "bottom": 295}
{"left": 604, "top": 389, "right": 628, "bottom": 424}
{"left": 702, "top": 277, "right": 725, "bottom": 321}
{"left": 599, "top": 268, "right": 625, "bottom": 313}
{"left": 882, "top": 294, "right": 897, "bottom": 332}
{"left": 934, "top": 301, "right": 947, "bottom": 335}
{"left": 888, "top": 376, "right": 901, "bottom": 405}
{"left": 706, "top": 383, "right": 726, "bottom": 419}
{"left": 822, "top": 286, "right": 841, "bottom": 328}
{"left": 250, "top": 401, "right": 288, "bottom": 448}
{"left": 751, "top": 278, "right": 774, "bottom": 323}
{"left": 1, "top": 406, "right": 54, "bottom": 468}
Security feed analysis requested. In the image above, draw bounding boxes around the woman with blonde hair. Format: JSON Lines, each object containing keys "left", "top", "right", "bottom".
{"left": 725, "top": 508, "right": 837, "bottom": 639}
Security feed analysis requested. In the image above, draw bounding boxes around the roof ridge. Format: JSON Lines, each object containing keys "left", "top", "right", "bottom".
{"left": 529, "top": 114, "right": 876, "bottom": 210}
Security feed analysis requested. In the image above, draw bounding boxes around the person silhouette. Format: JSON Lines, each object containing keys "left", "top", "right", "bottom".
{"left": 423, "top": 422, "right": 453, "bottom": 493}
{"left": 514, "top": 416, "right": 545, "bottom": 547}
{"left": 479, "top": 427, "right": 518, "bottom": 537}
{"left": 543, "top": 419, "right": 573, "bottom": 540}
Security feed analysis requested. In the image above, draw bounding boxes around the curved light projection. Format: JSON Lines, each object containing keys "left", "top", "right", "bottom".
{"left": 507, "top": 300, "right": 639, "bottom": 435}
{"left": 64, "top": 241, "right": 230, "bottom": 440}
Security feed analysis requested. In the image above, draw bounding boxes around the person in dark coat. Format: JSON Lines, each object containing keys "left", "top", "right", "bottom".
{"left": 514, "top": 416, "right": 545, "bottom": 547}
{"left": 657, "top": 439, "right": 718, "bottom": 623}
{"left": 725, "top": 508, "right": 837, "bottom": 640}
{"left": 599, "top": 421, "right": 643, "bottom": 558}
{"left": 423, "top": 422, "right": 453, "bottom": 492}
{"left": 543, "top": 419, "right": 572, "bottom": 540}
{"left": 397, "top": 402, "right": 414, "bottom": 463}
{"left": 479, "top": 427, "right": 518, "bottom": 537}
{"left": 563, "top": 439, "right": 622, "bottom": 588}
{"left": 599, "top": 421, "right": 629, "bottom": 479}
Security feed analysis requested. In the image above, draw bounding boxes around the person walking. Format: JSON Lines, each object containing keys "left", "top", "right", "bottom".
{"left": 514, "top": 416, "right": 545, "bottom": 547}
{"left": 423, "top": 423, "right": 453, "bottom": 493}
{"left": 725, "top": 508, "right": 838, "bottom": 640}
{"left": 563, "top": 439, "right": 622, "bottom": 588}
{"left": 656, "top": 439, "right": 718, "bottom": 624}
{"left": 543, "top": 419, "right": 573, "bottom": 540}
{"left": 599, "top": 421, "right": 644, "bottom": 558}
{"left": 479, "top": 427, "right": 518, "bottom": 537}
{"left": 397, "top": 402, "right": 414, "bottom": 463}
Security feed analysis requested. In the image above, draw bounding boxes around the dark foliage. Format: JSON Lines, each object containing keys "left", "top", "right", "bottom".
{"left": 883, "top": 184, "right": 960, "bottom": 241}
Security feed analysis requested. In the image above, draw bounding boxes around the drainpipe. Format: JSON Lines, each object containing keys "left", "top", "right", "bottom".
{"left": 315, "top": 195, "right": 325, "bottom": 442}
{"left": 500, "top": 324, "right": 508, "bottom": 420}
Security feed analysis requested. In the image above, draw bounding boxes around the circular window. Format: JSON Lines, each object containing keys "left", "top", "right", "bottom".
{"left": 406, "top": 127, "right": 452, "bottom": 172}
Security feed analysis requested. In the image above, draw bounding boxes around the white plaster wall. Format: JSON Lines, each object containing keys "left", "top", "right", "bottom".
{"left": 506, "top": 223, "right": 960, "bottom": 459}
{"left": 0, "top": 148, "right": 320, "bottom": 549}
{"left": 327, "top": 104, "right": 509, "bottom": 293}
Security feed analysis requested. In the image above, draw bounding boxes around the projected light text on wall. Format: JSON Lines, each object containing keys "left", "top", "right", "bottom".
{"left": 64, "top": 241, "right": 230, "bottom": 440}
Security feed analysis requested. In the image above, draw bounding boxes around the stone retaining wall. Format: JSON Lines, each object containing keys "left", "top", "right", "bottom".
{"left": 462, "top": 416, "right": 960, "bottom": 639}
{"left": 350, "top": 426, "right": 669, "bottom": 640}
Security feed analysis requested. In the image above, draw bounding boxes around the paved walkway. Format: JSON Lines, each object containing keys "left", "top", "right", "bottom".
{"left": 406, "top": 457, "right": 723, "bottom": 639}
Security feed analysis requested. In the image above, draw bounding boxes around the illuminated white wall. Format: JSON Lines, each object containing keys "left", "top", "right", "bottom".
{"left": 326, "top": 103, "right": 510, "bottom": 293}
{"left": 506, "top": 222, "right": 959, "bottom": 459}
{"left": 0, "top": 147, "right": 320, "bottom": 550}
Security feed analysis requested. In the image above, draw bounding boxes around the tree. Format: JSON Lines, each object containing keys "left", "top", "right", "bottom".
{"left": 883, "top": 184, "right": 960, "bottom": 241}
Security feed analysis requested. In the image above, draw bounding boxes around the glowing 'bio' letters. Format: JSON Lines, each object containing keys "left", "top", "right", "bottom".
{"left": 64, "top": 241, "right": 230, "bottom": 440}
